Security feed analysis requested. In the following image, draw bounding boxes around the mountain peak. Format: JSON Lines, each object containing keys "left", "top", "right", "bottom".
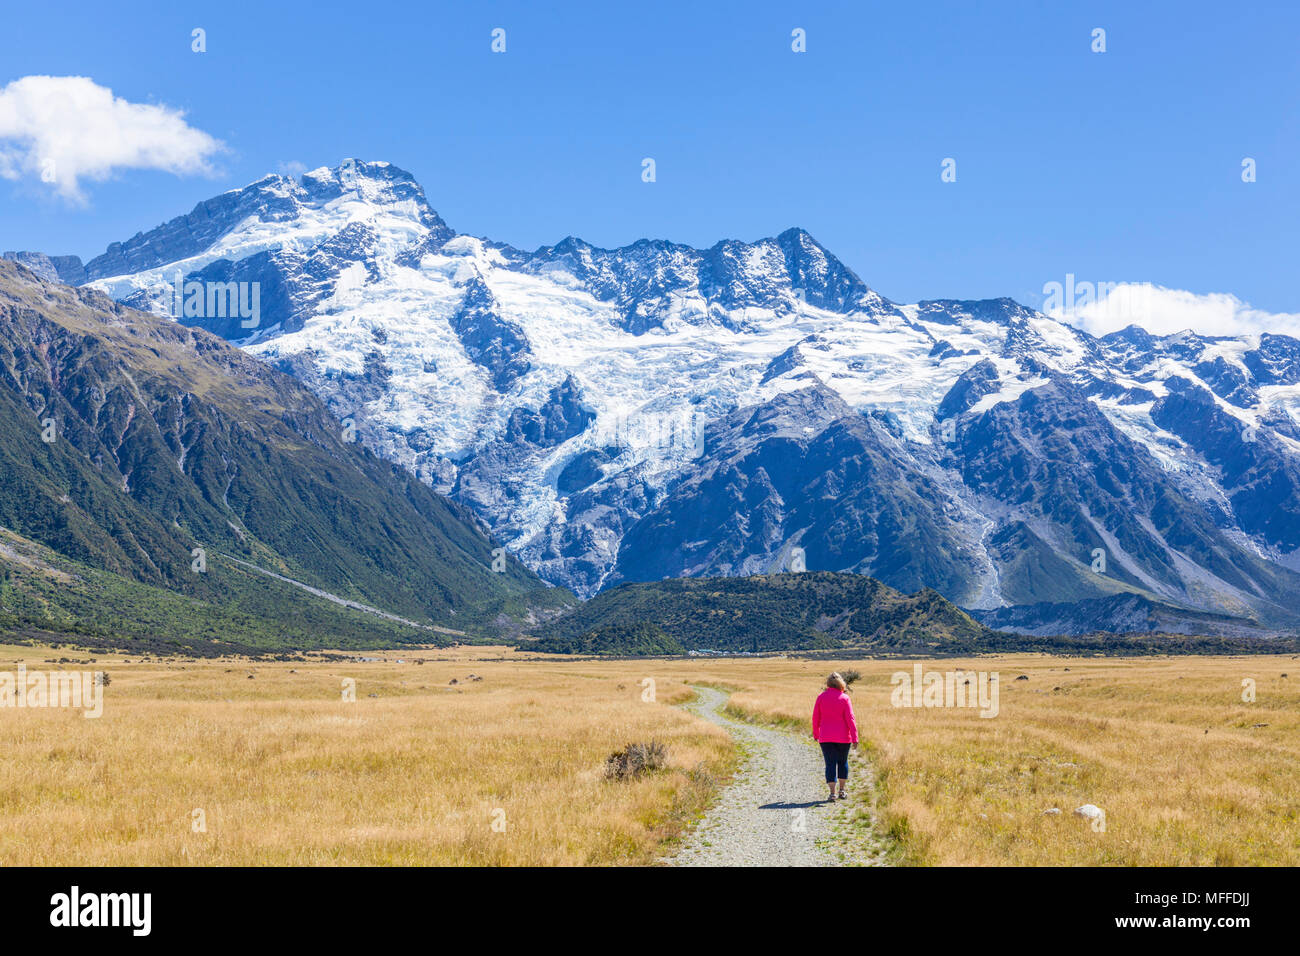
{"left": 300, "top": 158, "right": 420, "bottom": 191}
{"left": 80, "top": 159, "right": 452, "bottom": 282}
{"left": 775, "top": 225, "right": 816, "bottom": 245}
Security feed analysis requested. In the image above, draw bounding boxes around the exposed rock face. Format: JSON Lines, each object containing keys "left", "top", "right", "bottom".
{"left": 449, "top": 275, "right": 531, "bottom": 391}
{"left": 3, "top": 251, "right": 86, "bottom": 285}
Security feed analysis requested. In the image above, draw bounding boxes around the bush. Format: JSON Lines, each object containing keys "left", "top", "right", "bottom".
{"left": 605, "top": 740, "right": 668, "bottom": 781}
{"left": 841, "top": 669, "right": 862, "bottom": 687}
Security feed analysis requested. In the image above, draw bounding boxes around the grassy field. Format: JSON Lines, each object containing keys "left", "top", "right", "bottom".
{"left": 1, "top": 643, "right": 1296, "bottom": 865}
{"left": 0, "top": 644, "right": 730, "bottom": 865}
{"left": 707, "top": 654, "right": 1300, "bottom": 865}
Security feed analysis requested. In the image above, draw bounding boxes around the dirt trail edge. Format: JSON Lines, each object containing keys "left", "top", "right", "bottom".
{"left": 663, "top": 685, "right": 890, "bottom": 867}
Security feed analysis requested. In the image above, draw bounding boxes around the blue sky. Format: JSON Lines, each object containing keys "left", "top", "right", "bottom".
{"left": 1, "top": 0, "right": 1297, "bottom": 317}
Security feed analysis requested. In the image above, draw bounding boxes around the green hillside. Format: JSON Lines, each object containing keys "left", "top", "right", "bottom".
{"left": 0, "top": 527, "right": 445, "bottom": 655}
{"left": 532, "top": 571, "right": 995, "bottom": 654}
{"left": 0, "top": 261, "right": 571, "bottom": 650}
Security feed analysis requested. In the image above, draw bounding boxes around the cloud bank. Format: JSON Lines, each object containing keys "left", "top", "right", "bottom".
{"left": 1044, "top": 278, "right": 1300, "bottom": 341}
{"left": 0, "top": 75, "right": 224, "bottom": 202}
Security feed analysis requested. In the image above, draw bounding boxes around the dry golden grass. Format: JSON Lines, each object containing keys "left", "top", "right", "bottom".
{"left": 1, "top": 644, "right": 1296, "bottom": 865}
{"left": 0, "top": 645, "right": 731, "bottom": 865}
{"left": 697, "top": 653, "right": 1300, "bottom": 865}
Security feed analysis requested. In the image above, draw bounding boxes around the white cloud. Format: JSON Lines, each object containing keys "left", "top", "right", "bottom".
{"left": 277, "top": 160, "right": 308, "bottom": 177}
{"left": 1043, "top": 278, "right": 1300, "bottom": 340}
{"left": 0, "top": 75, "right": 224, "bottom": 202}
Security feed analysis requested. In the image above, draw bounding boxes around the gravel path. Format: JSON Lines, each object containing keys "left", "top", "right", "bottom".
{"left": 664, "top": 685, "right": 889, "bottom": 867}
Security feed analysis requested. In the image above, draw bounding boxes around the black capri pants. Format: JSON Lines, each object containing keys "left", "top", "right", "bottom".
{"left": 819, "top": 742, "right": 851, "bottom": 782}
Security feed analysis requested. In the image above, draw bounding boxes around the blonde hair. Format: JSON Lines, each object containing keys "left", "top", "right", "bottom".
{"left": 826, "top": 672, "right": 847, "bottom": 691}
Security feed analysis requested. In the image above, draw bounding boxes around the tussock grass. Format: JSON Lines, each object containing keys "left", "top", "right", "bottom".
{"left": 1, "top": 645, "right": 1295, "bottom": 865}
{"left": 703, "top": 653, "right": 1300, "bottom": 865}
{"left": 0, "top": 645, "right": 730, "bottom": 865}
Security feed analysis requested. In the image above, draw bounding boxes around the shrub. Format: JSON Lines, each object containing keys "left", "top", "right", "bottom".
{"left": 605, "top": 740, "right": 668, "bottom": 781}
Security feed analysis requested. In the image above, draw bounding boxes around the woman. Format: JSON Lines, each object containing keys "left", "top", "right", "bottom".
{"left": 812, "top": 672, "right": 859, "bottom": 801}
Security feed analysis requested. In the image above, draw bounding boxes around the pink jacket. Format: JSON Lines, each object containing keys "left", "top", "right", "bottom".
{"left": 813, "top": 688, "right": 858, "bottom": 744}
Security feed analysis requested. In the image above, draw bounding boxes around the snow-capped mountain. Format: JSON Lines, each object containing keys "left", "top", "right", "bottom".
{"left": 15, "top": 159, "right": 1300, "bottom": 634}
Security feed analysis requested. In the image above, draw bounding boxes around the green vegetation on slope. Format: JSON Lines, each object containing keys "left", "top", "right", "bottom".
{"left": 0, "top": 528, "right": 441, "bottom": 655}
{"left": 0, "top": 261, "right": 571, "bottom": 650}
{"left": 532, "top": 571, "right": 994, "bottom": 655}
{"left": 533, "top": 569, "right": 1300, "bottom": 658}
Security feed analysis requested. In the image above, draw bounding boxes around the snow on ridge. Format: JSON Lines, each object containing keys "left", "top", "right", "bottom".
{"left": 68, "top": 161, "right": 1300, "bottom": 599}
{"left": 968, "top": 376, "right": 1050, "bottom": 415}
